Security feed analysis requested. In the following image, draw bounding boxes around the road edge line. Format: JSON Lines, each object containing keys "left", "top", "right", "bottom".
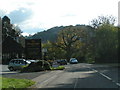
{"left": 91, "top": 68, "right": 120, "bottom": 87}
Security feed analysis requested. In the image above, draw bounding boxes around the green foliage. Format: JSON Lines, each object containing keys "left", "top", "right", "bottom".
{"left": 91, "top": 15, "right": 118, "bottom": 63}
{"left": 1, "top": 77, "right": 35, "bottom": 88}
{"left": 42, "top": 25, "right": 95, "bottom": 62}
{"left": 51, "top": 66, "right": 65, "bottom": 70}
{"left": 54, "top": 25, "right": 90, "bottom": 61}
{"left": 43, "top": 60, "right": 52, "bottom": 70}
{"left": 42, "top": 41, "right": 66, "bottom": 60}
{"left": 94, "top": 24, "right": 118, "bottom": 63}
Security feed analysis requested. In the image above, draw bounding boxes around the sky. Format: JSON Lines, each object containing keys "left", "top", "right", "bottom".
{"left": 0, "top": 0, "right": 119, "bottom": 36}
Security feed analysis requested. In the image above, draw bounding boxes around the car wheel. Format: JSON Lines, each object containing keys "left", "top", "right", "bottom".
{"left": 9, "top": 67, "right": 14, "bottom": 71}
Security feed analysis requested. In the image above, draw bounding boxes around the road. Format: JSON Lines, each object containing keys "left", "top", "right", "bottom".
{"left": 32, "top": 63, "right": 120, "bottom": 88}
{"left": 1, "top": 63, "right": 120, "bottom": 88}
{"left": 0, "top": 65, "right": 18, "bottom": 75}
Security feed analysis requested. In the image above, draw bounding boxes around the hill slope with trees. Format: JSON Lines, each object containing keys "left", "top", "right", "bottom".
{"left": 27, "top": 26, "right": 65, "bottom": 43}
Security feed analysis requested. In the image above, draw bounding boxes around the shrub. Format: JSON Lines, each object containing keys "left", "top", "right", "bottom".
{"left": 47, "top": 60, "right": 53, "bottom": 66}
{"left": 43, "top": 60, "right": 51, "bottom": 70}
{"left": 51, "top": 66, "right": 65, "bottom": 70}
{"left": 21, "top": 60, "right": 51, "bottom": 73}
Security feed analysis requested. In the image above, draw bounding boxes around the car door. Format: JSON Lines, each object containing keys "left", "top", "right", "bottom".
{"left": 13, "top": 60, "right": 20, "bottom": 70}
{"left": 18, "top": 60, "right": 27, "bottom": 69}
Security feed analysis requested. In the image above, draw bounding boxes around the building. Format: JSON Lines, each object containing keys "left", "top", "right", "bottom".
{"left": 2, "top": 16, "right": 24, "bottom": 64}
{"left": 2, "top": 36, "right": 24, "bottom": 64}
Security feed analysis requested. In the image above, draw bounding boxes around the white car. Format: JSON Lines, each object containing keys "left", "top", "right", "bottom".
{"left": 8, "top": 59, "right": 31, "bottom": 71}
{"left": 69, "top": 58, "right": 78, "bottom": 64}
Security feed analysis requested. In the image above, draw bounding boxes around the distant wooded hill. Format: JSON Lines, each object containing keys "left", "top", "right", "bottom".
{"left": 26, "top": 25, "right": 94, "bottom": 43}
{"left": 27, "top": 26, "right": 65, "bottom": 43}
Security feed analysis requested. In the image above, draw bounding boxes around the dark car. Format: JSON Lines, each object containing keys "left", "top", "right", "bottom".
{"left": 57, "top": 59, "right": 67, "bottom": 65}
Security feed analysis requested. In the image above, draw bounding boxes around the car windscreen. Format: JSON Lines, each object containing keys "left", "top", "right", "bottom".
{"left": 71, "top": 59, "right": 77, "bottom": 61}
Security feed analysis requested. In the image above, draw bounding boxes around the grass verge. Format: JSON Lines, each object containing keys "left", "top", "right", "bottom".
{"left": 1, "top": 77, "right": 35, "bottom": 89}
{"left": 51, "top": 66, "right": 65, "bottom": 70}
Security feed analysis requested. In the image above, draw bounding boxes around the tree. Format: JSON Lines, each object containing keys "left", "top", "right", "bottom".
{"left": 95, "top": 24, "right": 118, "bottom": 63}
{"left": 2, "top": 16, "right": 22, "bottom": 41}
{"left": 41, "top": 25, "right": 96, "bottom": 63}
{"left": 90, "top": 15, "right": 118, "bottom": 63}
{"left": 54, "top": 25, "right": 87, "bottom": 61}
{"left": 19, "top": 35, "right": 25, "bottom": 47}
{"left": 91, "top": 15, "right": 116, "bottom": 29}
{"left": 42, "top": 41, "right": 66, "bottom": 60}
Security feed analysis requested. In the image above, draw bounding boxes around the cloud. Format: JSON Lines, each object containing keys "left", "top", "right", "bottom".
{"left": 21, "top": 32, "right": 30, "bottom": 36}
{"left": 61, "top": 14, "right": 77, "bottom": 17}
{"left": 0, "top": 0, "right": 118, "bottom": 35}
{"left": 0, "top": 10, "right": 6, "bottom": 17}
{"left": 21, "top": 27, "right": 44, "bottom": 34}
{"left": 8, "top": 8, "right": 33, "bottom": 24}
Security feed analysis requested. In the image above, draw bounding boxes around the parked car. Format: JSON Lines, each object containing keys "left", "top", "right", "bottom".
{"left": 27, "top": 60, "right": 39, "bottom": 63}
{"left": 69, "top": 58, "right": 78, "bottom": 64}
{"left": 57, "top": 59, "right": 67, "bottom": 65}
{"left": 8, "top": 59, "right": 31, "bottom": 71}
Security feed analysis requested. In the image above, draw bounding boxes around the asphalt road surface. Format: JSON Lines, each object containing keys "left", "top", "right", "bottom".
{"left": 0, "top": 65, "right": 19, "bottom": 75}
{"left": 1, "top": 63, "right": 120, "bottom": 89}
{"left": 32, "top": 63, "right": 120, "bottom": 88}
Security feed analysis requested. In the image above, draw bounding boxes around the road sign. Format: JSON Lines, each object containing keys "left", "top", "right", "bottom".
{"left": 25, "top": 39, "right": 42, "bottom": 60}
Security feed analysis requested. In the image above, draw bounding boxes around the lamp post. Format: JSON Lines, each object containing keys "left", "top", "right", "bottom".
{"left": 42, "top": 48, "right": 47, "bottom": 60}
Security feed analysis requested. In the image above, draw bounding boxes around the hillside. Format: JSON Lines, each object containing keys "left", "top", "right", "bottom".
{"left": 26, "top": 25, "right": 94, "bottom": 43}
{"left": 27, "top": 26, "right": 65, "bottom": 43}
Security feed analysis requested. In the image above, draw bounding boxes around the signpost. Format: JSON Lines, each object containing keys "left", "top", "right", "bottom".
{"left": 42, "top": 48, "right": 47, "bottom": 60}
{"left": 25, "top": 39, "right": 42, "bottom": 60}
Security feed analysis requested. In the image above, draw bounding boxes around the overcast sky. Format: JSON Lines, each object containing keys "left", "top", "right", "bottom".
{"left": 0, "top": 0, "right": 119, "bottom": 36}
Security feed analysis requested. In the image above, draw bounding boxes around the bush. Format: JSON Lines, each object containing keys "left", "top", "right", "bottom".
{"left": 47, "top": 60, "right": 53, "bottom": 66}
{"left": 43, "top": 60, "right": 51, "bottom": 70}
{"left": 51, "top": 66, "right": 65, "bottom": 70}
{"left": 21, "top": 60, "right": 51, "bottom": 73}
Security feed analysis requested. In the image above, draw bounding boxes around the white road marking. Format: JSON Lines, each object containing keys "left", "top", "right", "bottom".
{"left": 116, "top": 83, "right": 120, "bottom": 87}
{"left": 92, "top": 69, "right": 98, "bottom": 73}
{"left": 91, "top": 68, "right": 120, "bottom": 87}
{"left": 99, "top": 72, "right": 112, "bottom": 81}
{"left": 74, "top": 77, "right": 78, "bottom": 89}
